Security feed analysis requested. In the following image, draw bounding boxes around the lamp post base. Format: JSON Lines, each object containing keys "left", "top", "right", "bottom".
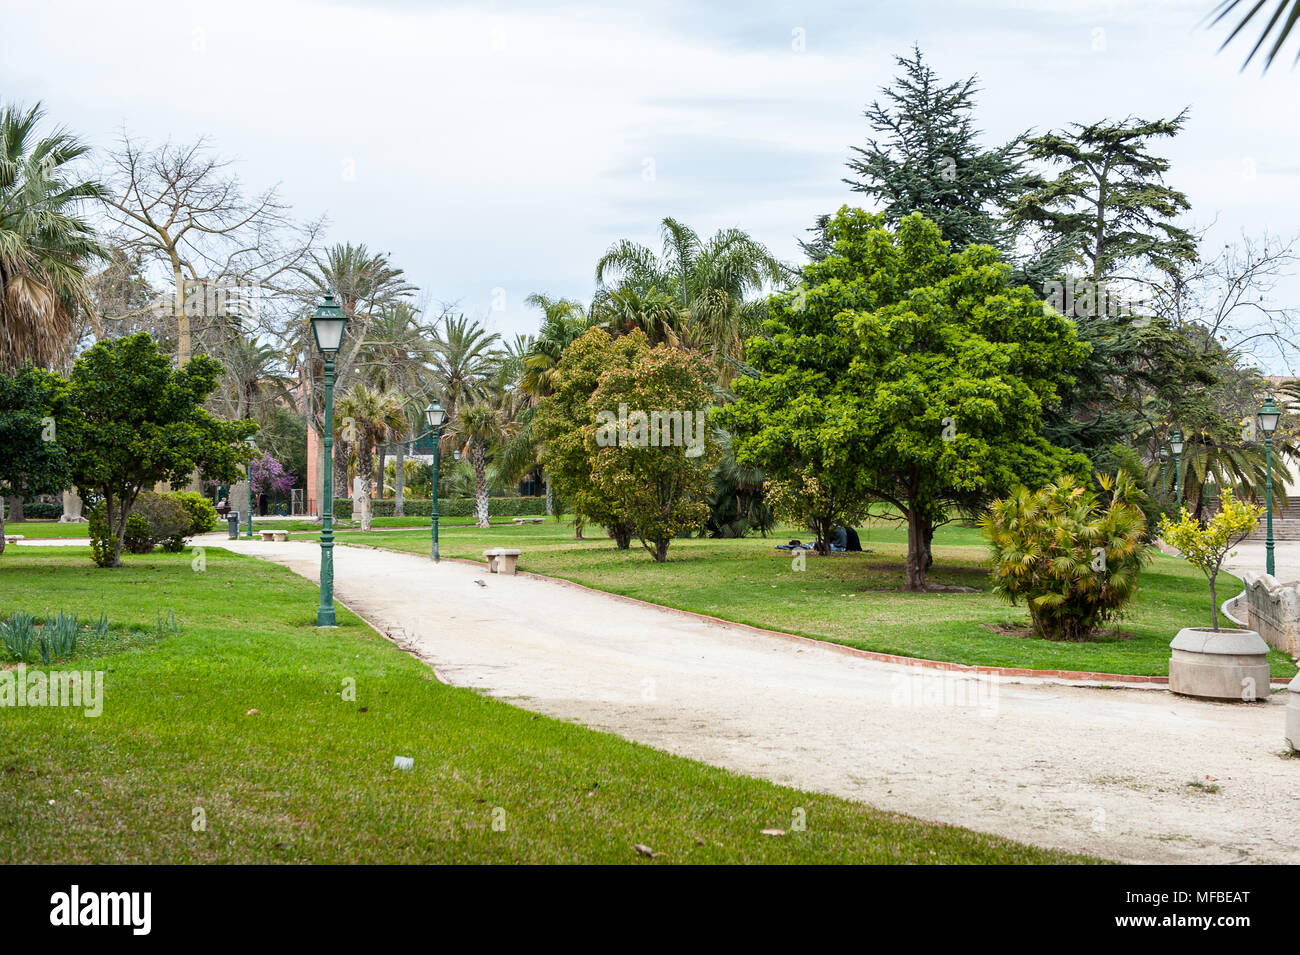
{"left": 316, "top": 607, "right": 337, "bottom": 627}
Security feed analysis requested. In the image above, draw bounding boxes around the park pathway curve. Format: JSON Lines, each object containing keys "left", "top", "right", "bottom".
{"left": 211, "top": 536, "right": 1299, "bottom": 865}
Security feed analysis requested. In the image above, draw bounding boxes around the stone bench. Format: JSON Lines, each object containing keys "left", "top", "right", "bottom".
{"left": 483, "top": 548, "right": 522, "bottom": 575}
{"left": 511, "top": 518, "right": 544, "bottom": 525}
{"left": 259, "top": 529, "right": 289, "bottom": 543}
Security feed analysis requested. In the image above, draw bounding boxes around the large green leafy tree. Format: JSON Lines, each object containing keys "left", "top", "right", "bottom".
{"left": 534, "top": 328, "right": 646, "bottom": 549}
{"left": 719, "top": 209, "right": 1090, "bottom": 591}
{"left": 64, "top": 332, "right": 254, "bottom": 567}
{"left": 588, "top": 344, "right": 717, "bottom": 562}
{"left": 834, "top": 47, "right": 1027, "bottom": 257}
{"left": 0, "top": 366, "right": 71, "bottom": 555}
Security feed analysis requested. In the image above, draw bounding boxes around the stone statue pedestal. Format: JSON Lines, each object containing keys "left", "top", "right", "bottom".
{"left": 58, "top": 489, "right": 86, "bottom": 523}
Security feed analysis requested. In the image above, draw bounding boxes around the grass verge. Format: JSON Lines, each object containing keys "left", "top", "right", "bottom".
{"left": 0, "top": 548, "right": 1095, "bottom": 864}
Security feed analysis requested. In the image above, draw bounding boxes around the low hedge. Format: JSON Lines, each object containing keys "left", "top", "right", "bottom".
{"left": 19, "top": 501, "right": 64, "bottom": 520}
{"left": 333, "top": 496, "right": 550, "bottom": 519}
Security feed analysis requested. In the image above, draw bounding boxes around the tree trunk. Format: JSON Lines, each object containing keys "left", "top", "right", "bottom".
{"left": 358, "top": 442, "right": 373, "bottom": 532}
{"left": 394, "top": 440, "right": 406, "bottom": 517}
{"left": 905, "top": 509, "right": 927, "bottom": 592}
{"left": 0, "top": 500, "right": 6, "bottom": 557}
{"left": 333, "top": 438, "right": 350, "bottom": 514}
{"left": 1209, "top": 573, "right": 1219, "bottom": 631}
{"left": 608, "top": 523, "right": 632, "bottom": 550}
{"left": 653, "top": 538, "right": 669, "bottom": 563}
{"left": 110, "top": 496, "right": 133, "bottom": 568}
{"left": 6, "top": 497, "right": 24, "bottom": 524}
{"left": 376, "top": 448, "right": 386, "bottom": 500}
{"left": 545, "top": 475, "right": 554, "bottom": 518}
{"left": 574, "top": 514, "right": 584, "bottom": 539}
{"left": 473, "top": 440, "right": 490, "bottom": 528}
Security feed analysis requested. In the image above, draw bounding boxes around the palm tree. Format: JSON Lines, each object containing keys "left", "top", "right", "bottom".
{"left": 1209, "top": 0, "right": 1300, "bottom": 71}
{"left": 0, "top": 102, "right": 105, "bottom": 373}
{"left": 355, "top": 301, "right": 439, "bottom": 502}
{"left": 335, "top": 383, "right": 407, "bottom": 531}
{"left": 594, "top": 217, "right": 783, "bottom": 378}
{"left": 214, "top": 333, "right": 293, "bottom": 421}
{"left": 430, "top": 313, "right": 501, "bottom": 419}
{"left": 590, "top": 285, "right": 681, "bottom": 347}
{"left": 446, "top": 401, "right": 516, "bottom": 528}
{"left": 520, "top": 294, "right": 598, "bottom": 399}
{"left": 355, "top": 301, "right": 438, "bottom": 395}
{"left": 297, "top": 243, "right": 415, "bottom": 499}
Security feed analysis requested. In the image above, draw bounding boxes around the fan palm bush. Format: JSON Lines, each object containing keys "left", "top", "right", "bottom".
{"left": 981, "top": 473, "right": 1151, "bottom": 641}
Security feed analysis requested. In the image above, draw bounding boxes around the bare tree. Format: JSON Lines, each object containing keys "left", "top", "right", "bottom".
{"left": 101, "top": 134, "right": 323, "bottom": 365}
{"left": 1143, "top": 230, "right": 1300, "bottom": 372}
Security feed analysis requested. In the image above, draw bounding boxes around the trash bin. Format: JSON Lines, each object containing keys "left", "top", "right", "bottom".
{"left": 227, "top": 512, "right": 240, "bottom": 539}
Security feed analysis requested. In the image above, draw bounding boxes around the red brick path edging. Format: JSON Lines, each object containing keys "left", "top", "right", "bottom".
{"left": 338, "top": 542, "right": 1294, "bottom": 689}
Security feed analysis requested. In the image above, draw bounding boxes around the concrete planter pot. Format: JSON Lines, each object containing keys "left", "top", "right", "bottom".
{"left": 1287, "top": 674, "right": 1300, "bottom": 752}
{"left": 1168, "top": 627, "right": 1271, "bottom": 702}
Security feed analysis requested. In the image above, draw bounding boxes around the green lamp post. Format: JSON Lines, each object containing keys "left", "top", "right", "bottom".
{"left": 312, "top": 294, "right": 347, "bottom": 627}
{"left": 1258, "top": 397, "right": 1281, "bottom": 577}
{"left": 1170, "top": 429, "right": 1185, "bottom": 509}
{"left": 1158, "top": 448, "right": 1168, "bottom": 506}
{"left": 425, "top": 400, "right": 446, "bottom": 562}
{"left": 245, "top": 436, "right": 257, "bottom": 538}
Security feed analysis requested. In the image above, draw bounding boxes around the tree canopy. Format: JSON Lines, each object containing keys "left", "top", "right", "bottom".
{"left": 719, "top": 208, "right": 1090, "bottom": 590}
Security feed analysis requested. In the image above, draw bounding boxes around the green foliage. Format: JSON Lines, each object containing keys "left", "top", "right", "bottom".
{"left": 37, "top": 611, "right": 78, "bottom": 664}
{"left": 18, "top": 501, "right": 64, "bottom": 520}
{"left": 123, "top": 513, "right": 154, "bottom": 554}
{"left": 719, "top": 208, "right": 1090, "bottom": 590}
{"left": 1012, "top": 111, "right": 1195, "bottom": 282}
{"left": 535, "top": 328, "right": 647, "bottom": 546}
{"left": 86, "top": 503, "right": 118, "bottom": 569}
{"left": 764, "top": 474, "right": 869, "bottom": 554}
{"left": 702, "top": 437, "right": 774, "bottom": 538}
{"left": 172, "top": 490, "right": 218, "bottom": 535}
{"left": 981, "top": 473, "right": 1152, "bottom": 641}
{"left": 840, "top": 46, "right": 1027, "bottom": 254}
{"left": 0, "top": 366, "right": 72, "bottom": 546}
{"left": 1, "top": 611, "right": 37, "bottom": 661}
{"left": 62, "top": 332, "right": 255, "bottom": 567}
{"left": 130, "top": 491, "right": 191, "bottom": 553}
{"left": 1158, "top": 492, "right": 1263, "bottom": 630}
{"left": 587, "top": 342, "right": 718, "bottom": 561}
{"left": 333, "top": 496, "right": 549, "bottom": 520}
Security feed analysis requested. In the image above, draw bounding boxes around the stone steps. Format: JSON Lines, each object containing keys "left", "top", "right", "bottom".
{"left": 1244, "top": 504, "right": 1300, "bottom": 541}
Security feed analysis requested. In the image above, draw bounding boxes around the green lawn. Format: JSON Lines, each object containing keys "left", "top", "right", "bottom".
{"left": 0, "top": 548, "right": 1094, "bottom": 864}
{"left": 3, "top": 520, "right": 91, "bottom": 538}
{"left": 322, "top": 518, "right": 1296, "bottom": 679}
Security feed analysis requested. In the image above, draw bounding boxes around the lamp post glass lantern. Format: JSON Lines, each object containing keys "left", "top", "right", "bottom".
{"left": 312, "top": 294, "right": 347, "bottom": 626}
{"left": 1258, "top": 398, "right": 1280, "bottom": 577}
{"left": 425, "top": 400, "right": 446, "bottom": 563}
{"left": 245, "top": 437, "right": 257, "bottom": 538}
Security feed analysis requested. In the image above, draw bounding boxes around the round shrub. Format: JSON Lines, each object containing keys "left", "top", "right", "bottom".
{"left": 980, "top": 472, "right": 1151, "bottom": 641}
{"left": 123, "top": 512, "right": 155, "bottom": 554}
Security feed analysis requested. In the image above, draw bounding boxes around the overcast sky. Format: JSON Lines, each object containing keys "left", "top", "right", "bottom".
{"left": 3, "top": 0, "right": 1298, "bottom": 368}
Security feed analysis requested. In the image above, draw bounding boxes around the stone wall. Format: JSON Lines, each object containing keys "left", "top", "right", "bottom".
{"left": 1242, "top": 572, "right": 1300, "bottom": 657}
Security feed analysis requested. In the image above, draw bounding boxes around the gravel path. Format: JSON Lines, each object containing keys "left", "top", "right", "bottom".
{"left": 194, "top": 537, "right": 1300, "bottom": 865}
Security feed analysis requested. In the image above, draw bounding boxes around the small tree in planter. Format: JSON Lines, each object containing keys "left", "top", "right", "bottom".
{"left": 1158, "top": 493, "right": 1263, "bottom": 631}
